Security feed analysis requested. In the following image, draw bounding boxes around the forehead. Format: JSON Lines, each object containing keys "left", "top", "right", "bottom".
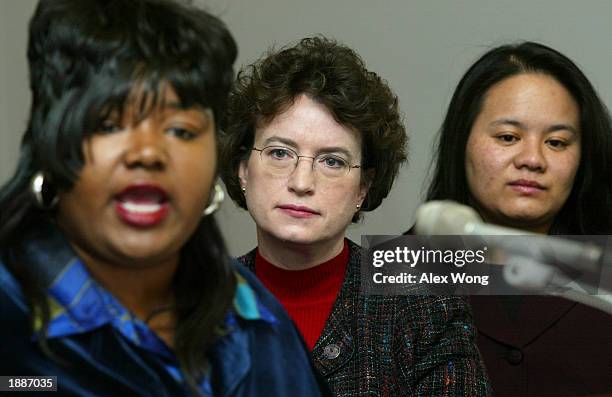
{"left": 477, "top": 73, "right": 579, "bottom": 126}
{"left": 123, "top": 83, "right": 178, "bottom": 113}
{"left": 255, "top": 94, "right": 362, "bottom": 152}
{"left": 115, "top": 82, "right": 210, "bottom": 121}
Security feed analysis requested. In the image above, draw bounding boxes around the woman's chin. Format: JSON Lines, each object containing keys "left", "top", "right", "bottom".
{"left": 493, "top": 209, "right": 553, "bottom": 233}
{"left": 264, "top": 227, "right": 322, "bottom": 246}
{"left": 278, "top": 232, "right": 319, "bottom": 246}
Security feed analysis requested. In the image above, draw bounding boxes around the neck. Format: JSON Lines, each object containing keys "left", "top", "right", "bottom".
{"left": 523, "top": 224, "right": 551, "bottom": 235}
{"left": 70, "top": 245, "right": 178, "bottom": 321}
{"left": 471, "top": 202, "right": 552, "bottom": 235}
{"left": 256, "top": 230, "right": 345, "bottom": 270}
{"left": 489, "top": 216, "right": 552, "bottom": 235}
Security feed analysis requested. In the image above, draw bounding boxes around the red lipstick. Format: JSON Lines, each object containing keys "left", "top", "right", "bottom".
{"left": 114, "top": 184, "right": 169, "bottom": 227}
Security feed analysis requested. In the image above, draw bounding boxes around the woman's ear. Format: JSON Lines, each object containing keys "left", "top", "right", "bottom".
{"left": 358, "top": 169, "right": 375, "bottom": 205}
{"left": 238, "top": 159, "right": 249, "bottom": 189}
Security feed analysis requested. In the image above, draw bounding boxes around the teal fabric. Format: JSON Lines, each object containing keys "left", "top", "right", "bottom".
{"left": 0, "top": 225, "right": 330, "bottom": 396}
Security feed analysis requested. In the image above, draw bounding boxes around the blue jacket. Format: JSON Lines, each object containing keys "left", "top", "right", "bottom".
{"left": 0, "top": 226, "right": 330, "bottom": 396}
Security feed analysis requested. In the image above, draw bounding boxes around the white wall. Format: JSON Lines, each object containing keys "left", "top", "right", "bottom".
{"left": 2, "top": 0, "right": 611, "bottom": 255}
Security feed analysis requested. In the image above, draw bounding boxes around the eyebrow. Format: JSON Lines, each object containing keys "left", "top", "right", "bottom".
{"left": 544, "top": 123, "right": 578, "bottom": 135}
{"left": 164, "top": 102, "right": 186, "bottom": 110}
{"left": 490, "top": 118, "right": 578, "bottom": 134}
{"left": 164, "top": 101, "right": 207, "bottom": 113}
{"left": 163, "top": 102, "right": 212, "bottom": 121}
{"left": 262, "top": 135, "right": 355, "bottom": 158}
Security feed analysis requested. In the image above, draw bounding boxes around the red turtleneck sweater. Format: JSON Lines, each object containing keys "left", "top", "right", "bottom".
{"left": 255, "top": 241, "right": 349, "bottom": 350}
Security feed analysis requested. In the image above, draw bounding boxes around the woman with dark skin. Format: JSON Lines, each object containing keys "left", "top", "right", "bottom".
{"left": 0, "top": 1, "right": 330, "bottom": 395}
{"left": 421, "top": 41, "right": 612, "bottom": 396}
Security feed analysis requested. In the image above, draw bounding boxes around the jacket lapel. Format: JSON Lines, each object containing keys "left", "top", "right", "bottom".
{"left": 55, "top": 327, "right": 182, "bottom": 396}
{"left": 312, "top": 241, "right": 360, "bottom": 376}
{"left": 239, "top": 242, "right": 360, "bottom": 377}
{"left": 209, "top": 325, "right": 251, "bottom": 397}
{"left": 470, "top": 295, "right": 576, "bottom": 346}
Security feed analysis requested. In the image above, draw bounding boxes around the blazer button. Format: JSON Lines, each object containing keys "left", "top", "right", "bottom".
{"left": 323, "top": 344, "right": 341, "bottom": 360}
{"left": 506, "top": 348, "right": 523, "bottom": 365}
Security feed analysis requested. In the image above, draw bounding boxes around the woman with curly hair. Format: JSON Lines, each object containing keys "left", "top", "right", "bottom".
{"left": 220, "top": 36, "right": 491, "bottom": 396}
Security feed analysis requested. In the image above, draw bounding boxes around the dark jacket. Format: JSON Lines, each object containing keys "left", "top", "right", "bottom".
{"left": 471, "top": 295, "right": 612, "bottom": 397}
{"left": 404, "top": 224, "right": 612, "bottom": 395}
{"left": 0, "top": 227, "right": 331, "bottom": 397}
{"left": 239, "top": 240, "right": 492, "bottom": 396}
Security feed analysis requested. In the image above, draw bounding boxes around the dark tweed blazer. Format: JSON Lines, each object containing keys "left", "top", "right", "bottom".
{"left": 238, "top": 240, "right": 492, "bottom": 396}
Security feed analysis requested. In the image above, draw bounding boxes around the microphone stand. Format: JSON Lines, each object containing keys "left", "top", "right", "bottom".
{"left": 503, "top": 254, "right": 612, "bottom": 315}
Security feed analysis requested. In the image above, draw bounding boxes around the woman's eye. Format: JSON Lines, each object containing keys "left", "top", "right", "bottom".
{"left": 269, "top": 148, "right": 293, "bottom": 160}
{"left": 546, "top": 138, "right": 568, "bottom": 149}
{"left": 95, "top": 120, "right": 121, "bottom": 134}
{"left": 320, "top": 156, "right": 347, "bottom": 168}
{"left": 167, "top": 127, "right": 196, "bottom": 140}
{"left": 496, "top": 134, "right": 518, "bottom": 143}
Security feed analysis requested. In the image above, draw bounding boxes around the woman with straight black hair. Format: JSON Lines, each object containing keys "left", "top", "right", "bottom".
{"left": 423, "top": 41, "right": 612, "bottom": 396}
{"left": 0, "top": 1, "right": 329, "bottom": 396}
{"left": 428, "top": 41, "right": 612, "bottom": 234}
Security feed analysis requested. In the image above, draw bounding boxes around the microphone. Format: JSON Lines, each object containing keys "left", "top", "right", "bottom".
{"left": 414, "top": 200, "right": 603, "bottom": 274}
{"left": 415, "top": 200, "right": 525, "bottom": 236}
{"left": 414, "top": 200, "right": 612, "bottom": 315}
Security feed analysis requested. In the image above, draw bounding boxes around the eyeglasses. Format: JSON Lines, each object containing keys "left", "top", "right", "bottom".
{"left": 251, "top": 146, "right": 361, "bottom": 178}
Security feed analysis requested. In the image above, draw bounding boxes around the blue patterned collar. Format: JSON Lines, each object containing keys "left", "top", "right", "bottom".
{"left": 36, "top": 256, "right": 276, "bottom": 353}
{"left": 23, "top": 223, "right": 276, "bottom": 392}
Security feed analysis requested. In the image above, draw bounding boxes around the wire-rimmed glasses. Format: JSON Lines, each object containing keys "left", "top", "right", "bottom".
{"left": 251, "top": 146, "right": 361, "bottom": 178}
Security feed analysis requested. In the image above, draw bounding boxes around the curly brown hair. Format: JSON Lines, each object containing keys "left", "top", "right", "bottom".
{"left": 220, "top": 36, "right": 408, "bottom": 222}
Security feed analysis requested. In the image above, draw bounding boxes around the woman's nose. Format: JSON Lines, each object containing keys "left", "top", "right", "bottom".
{"left": 287, "top": 158, "right": 315, "bottom": 195}
{"left": 513, "top": 138, "right": 547, "bottom": 172}
{"left": 123, "top": 125, "right": 168, "bottom": 170}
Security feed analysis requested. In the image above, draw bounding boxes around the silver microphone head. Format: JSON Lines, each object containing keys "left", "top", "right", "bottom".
{"left": 414, "top": 200, "right": 482, "bottom": 235}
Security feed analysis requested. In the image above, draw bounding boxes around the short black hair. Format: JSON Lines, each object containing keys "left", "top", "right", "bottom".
{"left": 426, "top": 41, "right": 612, "bottom": 234}
{"left": 0, "top": 0, "right": 238, "bottom": 393}
{"left": 26, "top": 0, "right": 237, "bottom": 188}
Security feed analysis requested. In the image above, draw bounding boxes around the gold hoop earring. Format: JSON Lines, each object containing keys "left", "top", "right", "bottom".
{"left": 31, "top": 171, "right": 58, "bottom": 209}
{"left": 203, "top": 183, "right": 225, "bottom": 216}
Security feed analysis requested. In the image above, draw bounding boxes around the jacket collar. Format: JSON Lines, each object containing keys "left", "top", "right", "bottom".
{"left": 470, "top": 295, "right": 576, "bottom": 346}
{"left": 24, "top": 223, "right": 274, "bottom": 331}
{"left": 21, "top": 222, "right": 275, "bottom": 396}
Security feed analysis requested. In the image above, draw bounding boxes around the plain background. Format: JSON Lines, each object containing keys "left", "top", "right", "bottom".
{"left": 1, "top": 1, "right": 611, "bottom": 256}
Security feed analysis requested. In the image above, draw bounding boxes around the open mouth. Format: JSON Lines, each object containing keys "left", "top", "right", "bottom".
{"left": 119, "top": 201, "right": 165, "bottom": 214}
{"left": 114, "top": 185, "right": 170, "bottom": 227}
